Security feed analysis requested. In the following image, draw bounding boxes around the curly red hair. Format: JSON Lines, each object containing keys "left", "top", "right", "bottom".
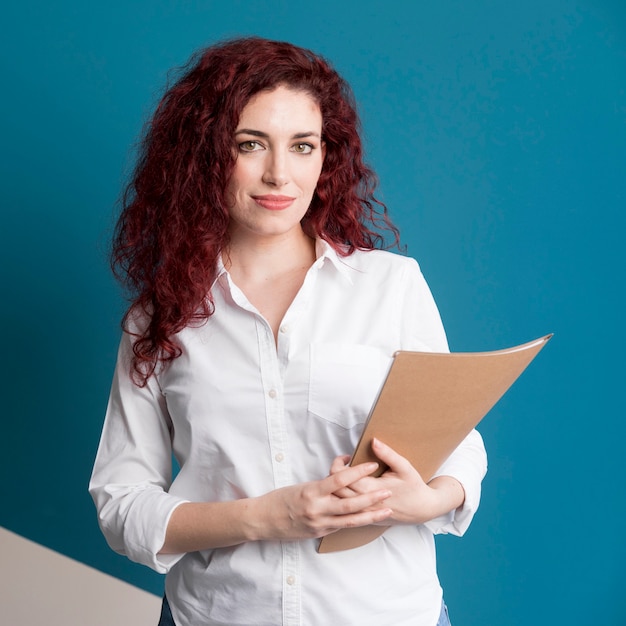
{"left": 113, "top": 36, "right": 400, "bottom": 385}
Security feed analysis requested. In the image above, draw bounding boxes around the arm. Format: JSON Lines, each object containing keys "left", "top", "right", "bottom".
{"left": 160, "top": 462, "right": 393, "bottom": 553}
{"left": 425, "top": 428, "right": 487, "bottom": 535}
{"left": 390, "top": 257, "right": 487, "bottom": 532}
{"left": 88, "top": 331, "right": 188, "bottom": 572}
{"left": 330, "top": 438, "right": 467, "bottom": 526}
{"left": 91, "top": 332, "right": 393, "bottom": 566}
{"left": 330, "top": 432, "right": 487, "bottom": 532}
{"left": 371, "top": 438, "right": 467, "bottom": 524}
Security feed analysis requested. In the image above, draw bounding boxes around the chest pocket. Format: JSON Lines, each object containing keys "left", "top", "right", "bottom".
{"left": 308, "top": 343, "right": 393, "bottom": 429}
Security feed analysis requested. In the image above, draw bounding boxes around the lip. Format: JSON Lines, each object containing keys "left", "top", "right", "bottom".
{"left": 251, "top": 194, "right": 296, "bottom": 211}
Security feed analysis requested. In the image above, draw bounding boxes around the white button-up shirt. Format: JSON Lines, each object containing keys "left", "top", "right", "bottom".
{"left": 89, "top": 240, "right": 487, "bottom": 626}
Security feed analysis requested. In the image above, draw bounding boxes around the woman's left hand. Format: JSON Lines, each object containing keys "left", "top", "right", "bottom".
{"left": 329, "top": 438, "right": 465, "bottom": 525}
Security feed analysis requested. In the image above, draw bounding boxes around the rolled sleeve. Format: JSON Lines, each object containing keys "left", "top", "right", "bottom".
{"left": 95, "top": 484, "right": 188, "bottom": 572}
{"left": 88, "top": 331, "right": 188, "bottom": 573}
{"left": 424, "top": 429, "right": 488, "bottom": 536}
{"left": 398, "top": 259, "right": 488, "bottom": 537}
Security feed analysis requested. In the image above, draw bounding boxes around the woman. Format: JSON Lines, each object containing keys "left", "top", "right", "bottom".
{"left": 89, "top": 37, "right": 487, "bottom": 626}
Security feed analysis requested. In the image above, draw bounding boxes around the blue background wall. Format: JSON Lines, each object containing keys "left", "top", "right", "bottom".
{"left": 1, "top": 1, "right": 624, "bottom": 624}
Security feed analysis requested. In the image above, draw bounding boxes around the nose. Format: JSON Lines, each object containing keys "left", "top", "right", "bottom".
{"left": 262, "top": 150, "right": 289, "bottom": 187}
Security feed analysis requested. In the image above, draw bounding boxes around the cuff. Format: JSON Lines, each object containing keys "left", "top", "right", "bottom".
{"left": 424, "top": 430, "right": 487, "bottom": 536}
{"left": 98, "top": 485, "right": 189, "bottom": 574}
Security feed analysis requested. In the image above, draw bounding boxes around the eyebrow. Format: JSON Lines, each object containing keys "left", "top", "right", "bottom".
{"left": 234, "top": 129, "right": 321, "bottom": 140}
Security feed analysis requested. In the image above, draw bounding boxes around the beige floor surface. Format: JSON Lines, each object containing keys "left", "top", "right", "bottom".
{"left": 0, "top": 526, "right": 161, "bottom": 625}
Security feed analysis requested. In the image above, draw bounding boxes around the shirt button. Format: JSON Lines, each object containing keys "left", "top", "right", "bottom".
{"left": 275, "top": 453, "right": 284, "bottom": 463}
{"left": 268, "top": 389, "right": 277, "bottom": 399}
{"left": 286, "top": 575, "right": 295, "bottom": 585}
{"left": 279, "top": 324, "right": 289, "bottom": 334}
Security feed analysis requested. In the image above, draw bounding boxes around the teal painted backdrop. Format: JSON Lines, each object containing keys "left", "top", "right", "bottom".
{"left": 1, "top": 1, "right": 624, "bottom": 624}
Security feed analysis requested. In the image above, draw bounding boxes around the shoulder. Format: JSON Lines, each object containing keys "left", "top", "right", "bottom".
{"left": 121, "top": 304, "right": 152, "bottom": 339}
{"left": 338, "top": 249, "right": 440, "bottom": 313}
{"left": 340, "top": 248, "right": 423, "bottom": 277}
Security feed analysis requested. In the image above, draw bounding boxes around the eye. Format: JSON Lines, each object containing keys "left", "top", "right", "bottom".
{"left": 292, "top": 143, "right": 314, "bottom": 154}
{"left": 238, "top": 140, "right": 263, "bottom": 152}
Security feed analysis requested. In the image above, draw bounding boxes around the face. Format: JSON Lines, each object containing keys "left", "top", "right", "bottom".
{"left": 226, "top": 85, "right": 325, "bottom": 243}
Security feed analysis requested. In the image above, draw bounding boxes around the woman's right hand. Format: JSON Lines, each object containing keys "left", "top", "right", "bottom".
{"left": 161, "top": 462, "right": 392, "bottom": 554}
{"left": 248, "top": 461, "right": 393, "bottom": 541}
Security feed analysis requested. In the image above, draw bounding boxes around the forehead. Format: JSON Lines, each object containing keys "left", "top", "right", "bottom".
{"left": 237, "top": 86, "right": 322, "bottom": 132}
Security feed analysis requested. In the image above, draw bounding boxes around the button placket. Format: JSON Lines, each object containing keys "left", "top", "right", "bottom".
{"left": 282, "top": 541, "right": 301, "bottom": 625}
{"left": 255, "top": 317, "right": 291, "bottom": 490}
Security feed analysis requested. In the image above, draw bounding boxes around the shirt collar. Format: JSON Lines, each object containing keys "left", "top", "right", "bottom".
{"left": 314, "top": 238, "right": 355, "bottom": 285}
{"left": 215, "top": 238, "right": 355, "bottom": 287}
{"left": 215, "top": 255, "right": 228, "bottom": 279}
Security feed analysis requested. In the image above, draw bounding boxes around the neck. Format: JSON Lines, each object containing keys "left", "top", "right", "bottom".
{"left": 224, "top": 227, "right": 316, "bottom": 282}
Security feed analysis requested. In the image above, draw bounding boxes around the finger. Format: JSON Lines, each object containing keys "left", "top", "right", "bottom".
{"left": 329, "top": 456, "right": 362, "bottom": 497}
{"left": 371, "top": 438, "right": 413, "bottom": 476}
{"left": 324, "top": 461, "right": 379, "bottom": 495}
{"left": 332, "top": 506, "right": 393, "bottom": 530}
{"left": 333, "top": 486, "right": 358, "bottom": 498}
{"left": 329, "top": 455, "right": 350, "bottom": 476}
{"left": 330, "top": 488, "right": 392, "bottom": 517}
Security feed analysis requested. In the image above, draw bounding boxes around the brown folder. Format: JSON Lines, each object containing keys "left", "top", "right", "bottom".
{"left": 317, "top": 334, "right": 552, "bottom": 553}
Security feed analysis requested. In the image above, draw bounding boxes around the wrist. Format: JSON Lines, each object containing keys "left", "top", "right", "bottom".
{"left": 427, "top": 476, "right": 465, "bottom": 517}
{"left": 238, "top": 496, "right": 266, "bottom": 542}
